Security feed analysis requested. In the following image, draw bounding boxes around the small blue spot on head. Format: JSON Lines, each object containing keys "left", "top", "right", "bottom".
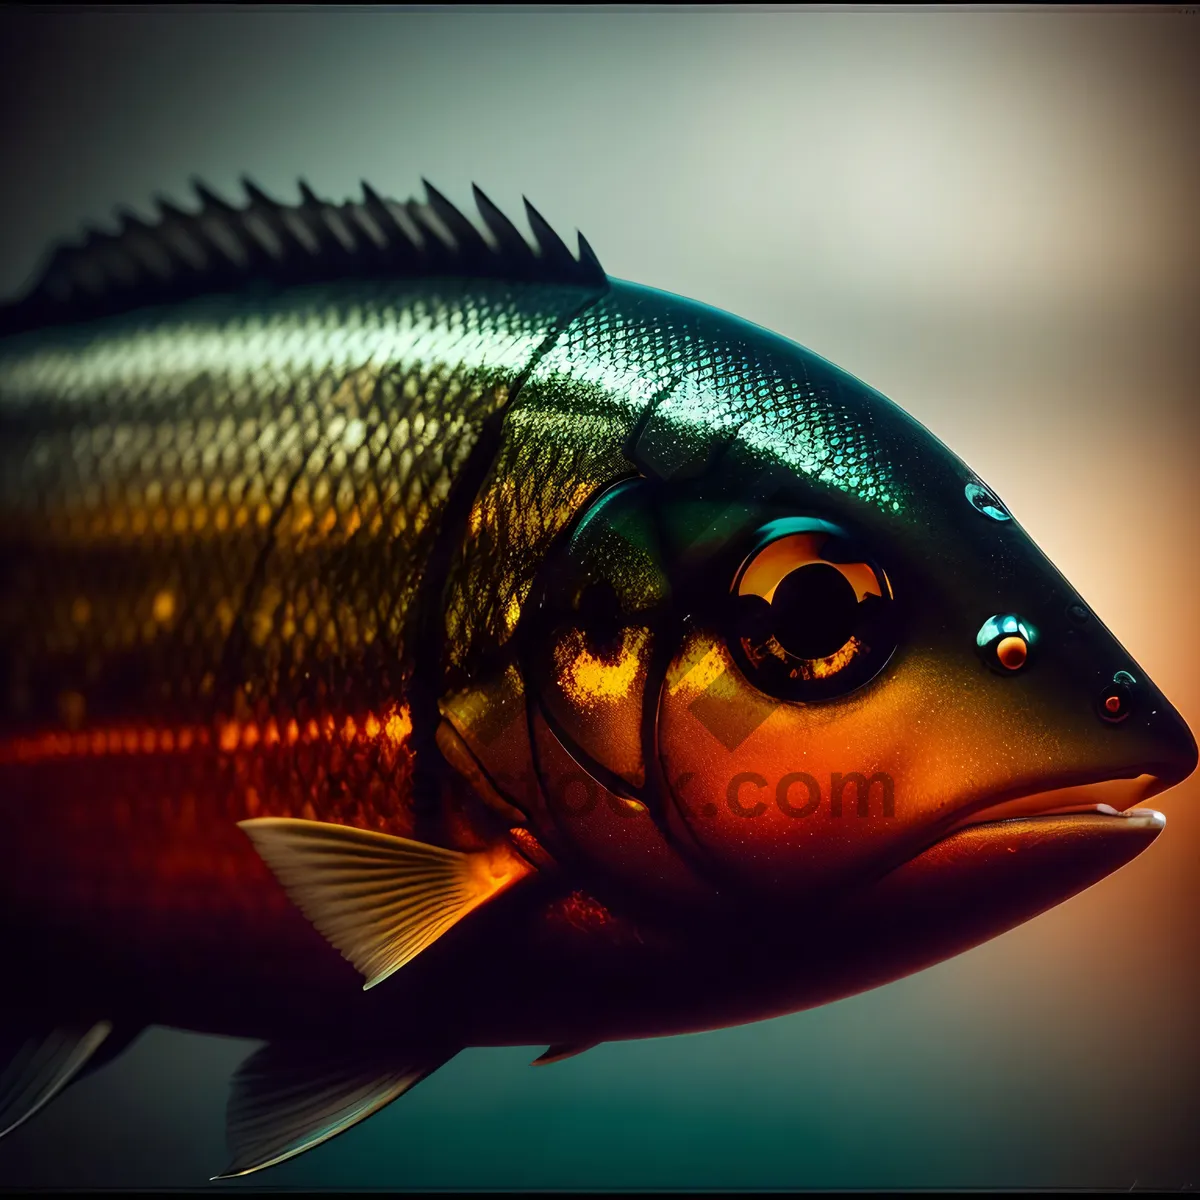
{"left": 977, "top": 613, "right": 1037, "bottom": 649}
{"left": 977, "top": 613, "right": 1037, "bottom": 672}
{"left": 965, "top": 480, "right": 1011, "bottom": 522}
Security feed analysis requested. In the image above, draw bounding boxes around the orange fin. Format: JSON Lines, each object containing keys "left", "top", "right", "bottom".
{"left": 239, "top": 817, "right": 533, "bottom": 990}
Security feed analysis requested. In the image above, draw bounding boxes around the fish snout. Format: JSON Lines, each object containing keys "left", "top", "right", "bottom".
{"left": 1043, "top": 594, "right": 1197, "bottom": 800}
{"left": 1125, "top": 676, "right": 1198, "bottom": 796}
{"left": 1077, "top": 634, "right": 1197, "bottom": 794}
{"left": 1074, "top": 667, "right": 1197, "bottom": 812}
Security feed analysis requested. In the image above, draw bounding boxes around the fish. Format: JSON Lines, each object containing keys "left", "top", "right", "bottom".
{"left": 0, "top": 176, "right": 1194, "bottom": 1180}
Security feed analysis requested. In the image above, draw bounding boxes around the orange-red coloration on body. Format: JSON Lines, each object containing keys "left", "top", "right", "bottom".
{"left": 543, "top": 888, "right": 646, "bottom": 949}
{"left": 0, "top": 703, "right": 413, "bottom": 768}
{"left": 0, "top": 701, "right": 426, "bottom": 983}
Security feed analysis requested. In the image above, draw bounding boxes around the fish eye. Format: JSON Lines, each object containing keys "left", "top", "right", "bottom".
{"left": 726, "top": 519, "right": 897, "bottom": 702}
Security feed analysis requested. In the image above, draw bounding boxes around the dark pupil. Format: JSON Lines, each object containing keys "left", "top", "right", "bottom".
{"left": 769, "top": 563, "right": 859, "bottom": 659}
{"left": 575, "top": 579, "right": 623, "bottom": 650}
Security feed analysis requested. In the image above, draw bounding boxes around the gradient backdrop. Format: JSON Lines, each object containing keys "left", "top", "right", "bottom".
{"left": 0, "top": 5, "right": 1197, "bottom": 1190}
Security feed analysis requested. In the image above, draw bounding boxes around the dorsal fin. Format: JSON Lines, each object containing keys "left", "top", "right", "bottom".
{"left": 0, "top": 178, "right": 608, "bottom": 337}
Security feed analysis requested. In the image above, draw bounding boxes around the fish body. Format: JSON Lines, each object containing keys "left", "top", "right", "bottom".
{"left": 0, "top": 180, "right": 1193, "bottom": 1176}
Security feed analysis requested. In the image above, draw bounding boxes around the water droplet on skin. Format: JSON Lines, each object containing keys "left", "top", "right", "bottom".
{"left": 965, "top": 480, "right": 1011, "bottom": 522}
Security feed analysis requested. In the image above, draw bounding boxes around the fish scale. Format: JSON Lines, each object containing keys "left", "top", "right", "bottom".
{"left": 0, "top": 269, "right": 601, "bottom": 1014}
{"left": 0, "top": 280, "right": 590, "bottom": 734}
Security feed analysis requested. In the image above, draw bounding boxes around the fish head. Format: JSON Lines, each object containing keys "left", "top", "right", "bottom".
{"left": 521, "top": 280, "right": 1195, "bottom": 940}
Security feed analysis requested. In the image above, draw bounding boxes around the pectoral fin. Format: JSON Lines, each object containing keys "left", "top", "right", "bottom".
{"left": 531, "top": 1041, "right": 599, "bottom": 1066}
{"left": 213, "top": 1039, "right": 458, "bottom": 1179}
{"left": 239, "top": 818, "right": 533, "bottom": 990}
{"left": 0, "top": 1021, "right": 113, "bottom": 1139}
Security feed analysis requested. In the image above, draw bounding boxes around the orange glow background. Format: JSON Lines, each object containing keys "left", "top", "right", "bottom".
{"left": 0, "top": 5, "right": 1197, "bottom": 1189}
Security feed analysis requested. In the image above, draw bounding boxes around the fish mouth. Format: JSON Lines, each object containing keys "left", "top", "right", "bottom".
{"left": 813, "top": 773, "right": 1174, "bottom": 1013}
{"left": 937, "top": 772, "right": 1170, "bottom": 843}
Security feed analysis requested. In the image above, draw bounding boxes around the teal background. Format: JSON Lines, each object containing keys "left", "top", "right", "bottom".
{"left": 0, "top": 5, "right": 1198, "bottom": 1190}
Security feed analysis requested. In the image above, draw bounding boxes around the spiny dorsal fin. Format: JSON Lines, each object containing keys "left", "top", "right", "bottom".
{"left": 0, "top": 178, "right": 607, "bottom": 338}
{"left": 239, "top": 818, "right": 534, "bottom": 990}
{"left": 214, "top": 1039, "right": 458, "bottom": 1179}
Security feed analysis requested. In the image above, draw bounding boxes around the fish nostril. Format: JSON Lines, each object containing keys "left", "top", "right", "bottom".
{"left": 1100, "top": 669, "right": 1199, "bottom": 789}
{"left": 1065, "top": 602, "right": 1090, "bottom": 627}
{"left": 995, "top": 636, "right": 1027, "bottom": 670}
{"left": 976, "top": 613, "right": 1036, "bottom": 674}
{"left": 1098, "top": 672, "right": 1136, "bottom": 724}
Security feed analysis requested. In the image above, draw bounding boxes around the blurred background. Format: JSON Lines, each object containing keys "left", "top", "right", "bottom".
{"left": 0, "top": 3, "right": 1197, "bottom": 1189}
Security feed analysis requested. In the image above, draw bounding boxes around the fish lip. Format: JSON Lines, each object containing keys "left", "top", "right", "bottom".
{"left": 939, "top": 771, "right": 1170, "bottom": 838}
{"left": 947, "top": 804, "right": 1167, "bottom": 835}
{"left": 873, "top": 775, "right": 1171, "bottom": 885}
